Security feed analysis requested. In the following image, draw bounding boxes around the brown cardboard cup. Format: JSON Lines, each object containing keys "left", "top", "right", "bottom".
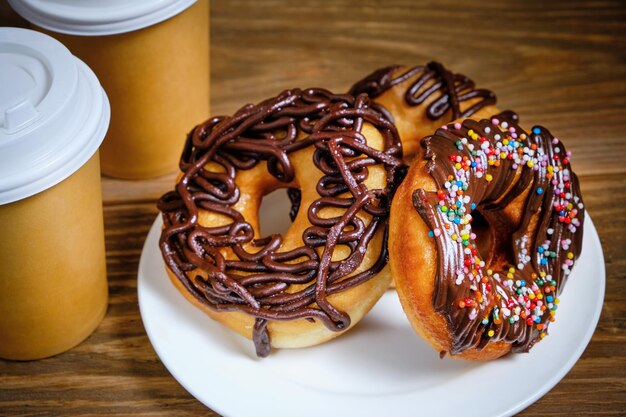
{"left": 38, "top": 1, "right": 210, "bottom": 179}
{"left": 0, "top": 28, "right": 110, "bottom": 360}
{"left": 0, "top": 155, "right": 108, "bottom": 360}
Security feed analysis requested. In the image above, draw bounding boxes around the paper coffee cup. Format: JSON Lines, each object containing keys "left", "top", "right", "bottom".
{"left": 0, "top": 28, "right": 110, "bottom": 360}
{"left": 8, "top": 0, "right": 210, "bottom": 179}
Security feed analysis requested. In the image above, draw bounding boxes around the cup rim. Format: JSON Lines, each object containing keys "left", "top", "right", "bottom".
{"left": 6, "top": 0, "right": 198, "bottom": 36}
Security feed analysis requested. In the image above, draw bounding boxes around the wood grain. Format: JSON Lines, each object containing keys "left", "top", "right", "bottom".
{"left": 1, "top": 0, "right": 625, "bottom": 416}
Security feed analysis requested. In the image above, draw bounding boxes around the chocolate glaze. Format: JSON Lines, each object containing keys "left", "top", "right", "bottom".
{"left": 412, "top": 111, "right": 584, "bottom": 354}
{"left": 349, "top": 62, "right": 497, "bottom": 121}
{"left": 157, "top": 89, "right": 402, "bottom": 357}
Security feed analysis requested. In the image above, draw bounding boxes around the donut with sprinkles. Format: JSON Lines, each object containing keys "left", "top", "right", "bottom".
{"left": 389, "top": 111, "right": 584, "bottom": 360}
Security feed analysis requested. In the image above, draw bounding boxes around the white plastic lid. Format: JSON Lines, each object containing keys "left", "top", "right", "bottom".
{"left": 0, "top": 27, "right": 110, "bottom": 205}
{"left": 7, "top": 0, "right": 198, "bottom": 36}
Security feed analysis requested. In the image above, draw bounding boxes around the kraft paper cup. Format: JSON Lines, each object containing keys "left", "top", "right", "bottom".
{"left": 9, "top": 0, "right": 210, "bottom": 179}
{"left": 0, "top": 28, "right": 110, "bottom": 360}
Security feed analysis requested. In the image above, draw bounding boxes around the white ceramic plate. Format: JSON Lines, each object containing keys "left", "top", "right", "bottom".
{"left": 138, "top": 210, "right": 604, "bottom": 417}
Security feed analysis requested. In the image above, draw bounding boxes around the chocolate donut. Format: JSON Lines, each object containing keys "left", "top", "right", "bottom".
{"left": 350, "top": 62, "right": 498, "bottom": 162}
{"left": 158, "top": 88, "right": 403, "bottom": 357}
{"left": 389, "top": 111, "right": 585, "bottom": 360}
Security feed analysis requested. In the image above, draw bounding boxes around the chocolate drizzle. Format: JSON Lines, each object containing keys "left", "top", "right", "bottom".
{"left": 349, "top": 62, "right": 497, "bottom": 121}
{"left": 412, "top": 111, "right": 584, "bottom": 354}
{"left": 157, "top": 89, "right": 402, "bottom": 357}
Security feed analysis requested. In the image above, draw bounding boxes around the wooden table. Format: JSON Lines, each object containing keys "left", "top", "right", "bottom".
{"left": 2, "top": 1, "right": 625, "bottom": 415}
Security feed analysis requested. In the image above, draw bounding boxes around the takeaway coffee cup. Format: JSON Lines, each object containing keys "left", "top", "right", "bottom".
{"left": 8, "top": 0, "right": 210, "bottom": 179}
{"left": 0, "top": 28, "right": 110, "bottom": 360}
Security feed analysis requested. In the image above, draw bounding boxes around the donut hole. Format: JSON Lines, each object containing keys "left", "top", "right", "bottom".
{"left": 258, "top": 188, "right": 296, "bottom": 237}
{"left": 470, "top": 210, "right": 494, "bottom": 265}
